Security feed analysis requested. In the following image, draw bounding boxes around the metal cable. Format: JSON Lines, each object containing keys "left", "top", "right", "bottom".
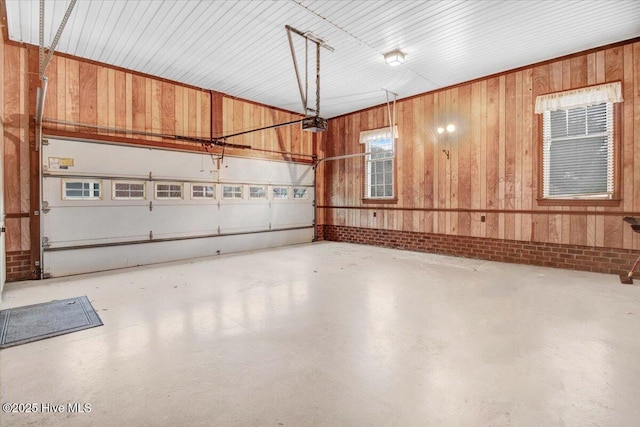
{"left": 316, "top": 42, "right": 320, "bottom": 116}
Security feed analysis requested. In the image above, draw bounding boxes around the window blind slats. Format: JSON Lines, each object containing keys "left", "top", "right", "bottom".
{"left": 543, "top": 102, "right": 613, "bottom": 198}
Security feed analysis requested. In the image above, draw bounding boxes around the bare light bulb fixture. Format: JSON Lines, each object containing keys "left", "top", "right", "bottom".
{"left": 384, "top": 50, "right": 405, "bottom": 66}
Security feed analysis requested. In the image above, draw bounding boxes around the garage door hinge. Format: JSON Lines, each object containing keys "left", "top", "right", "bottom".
{"left": 42, "top": 138, "right": 49, "bottom": 146}
{"left": 149, "top": 172, "right": 153, "bottom": 180}
{"left": 269, "top": 222, "right": 272, "bottom": 230}
{"left": 149, "top": 201, "right": 153, "bottom": 211}
{"left": 42, "top": 201, "right": 50, "bottom": 214}
{"left": 42, "top": 237, "right": 50, "bottom": 248}
{"left": 149, "top": 231, "right": 153, "bottom": 240}
{"left": 217, "top": 226, "right": 221, "bottom": 234}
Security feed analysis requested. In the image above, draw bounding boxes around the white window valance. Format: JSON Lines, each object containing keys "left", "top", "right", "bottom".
{"left": 359, "top": 125, "right": 398, "bottom": 144}
{"left": 534, "top": 81, "right": 623, "bottom": 114}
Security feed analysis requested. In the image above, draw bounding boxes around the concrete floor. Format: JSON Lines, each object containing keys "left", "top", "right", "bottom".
{"left": 0, "top": 241, "right": 639, "bottom": 426}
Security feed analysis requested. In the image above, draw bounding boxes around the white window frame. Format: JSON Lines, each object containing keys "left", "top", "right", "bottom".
{"left": 360, "top": 127, "right": 396, "bottom": 199}
{"left": 191, "top": 183, "right": 215, "bottom": 199}
{"left": 112, "top": 180, "right": 146, "bottom": 200}
{"left": 222, "top": 185, "right": 243, "bottom": 199}
{"left": 155, "top": 182, "right": 183, "bottom": 200}
{"left": 249, "top": 185, "right": 267, "bottom": 199}
{"left": 272, "top": 186, "right": 289, "bottom": 200}
{"left": 62, "top": 179, "right": 102, "bottom": 200}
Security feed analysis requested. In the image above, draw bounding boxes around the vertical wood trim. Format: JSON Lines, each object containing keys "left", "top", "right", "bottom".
{"left": 27, "top": 47, "right": 39, "bottom": 276}
{"left": 114, "top": 70, "right": 126, "bottom": 136}
{"left": 162, "top": 82, "right": 175, "bottom": 136}
{"left": 634, "top": 42, "right": 640, "bottom": 249}
{"left": 78, "top": 62, "right": 97, "bottom": 127}
{"left": 96, "top": 66, "right": 108, "bottom": 135}
{"left": 131, "top": 74, "right": 145, "bottom": 139}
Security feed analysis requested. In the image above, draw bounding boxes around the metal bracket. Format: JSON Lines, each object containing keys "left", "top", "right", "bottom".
{"left": 42, "top": 236, "right": 50, "bottom": 249}
{"left": 149, "top": 201, "right": 153, "bottom": 211}
{"left": 285, "top": 24, "right": 333, "bottom": 118}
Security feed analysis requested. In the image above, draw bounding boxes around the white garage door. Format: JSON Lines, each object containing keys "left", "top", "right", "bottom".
{"left": 41, "top": 137, "right": 314, "bottom": 277}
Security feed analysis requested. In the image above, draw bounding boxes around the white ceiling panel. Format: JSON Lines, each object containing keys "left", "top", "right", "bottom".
{"left": 5, "top": 0, "right": 640, "bottom": 118}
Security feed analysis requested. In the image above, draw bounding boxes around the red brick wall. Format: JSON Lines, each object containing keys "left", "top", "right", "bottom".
{"left": 319, "top": 225, "right": 640, "bottom": 276}
{"left": 5, "top": 250, "right": 32, "bottom": 282}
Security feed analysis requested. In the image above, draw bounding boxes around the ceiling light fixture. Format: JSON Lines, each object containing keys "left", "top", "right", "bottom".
{"left": 384, "top": 50, "right": 404, "bottom": 66}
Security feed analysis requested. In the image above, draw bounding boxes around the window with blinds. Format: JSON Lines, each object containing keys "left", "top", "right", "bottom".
{"left": 542, "top": 102, "right": 613, "bottom": 199}
{"left": 360, "top": 127, "right": 395, "bottom": 199}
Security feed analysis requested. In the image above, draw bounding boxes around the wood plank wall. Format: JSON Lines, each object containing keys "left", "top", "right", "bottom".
{"left": 2, "top": 43, "right": 29, "bottom": 257}
{"left": 319, "top": 40, "right": 640, "bottom": 251}
{"left": 38, "top": 51, "right": 313, "bottom": 160}
{"left": 43, "top": 52, "right": 211, "bottom": 145}
{"left": 2, "top": 42, "right": 313, "bottom": 279}
{"left": 221, "top": 96, "right": 313, "bottom": 159}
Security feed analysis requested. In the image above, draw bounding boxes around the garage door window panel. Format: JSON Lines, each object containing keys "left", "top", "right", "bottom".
{"left": 223, "top": 185, "right": 243, "bottom": 199}
{"left": 249, "top": 186, "right": 267, "bottom": 199}
{"left": 113, "top": 181, "right": 146, "bottom": 200}
{"left": 156, "top": 183, "right": 183, "bottom": 199}
{"left": 293, "top": 187, "right": 309, "bottom": 199}
{"left": 63, "top": 180, "right": 102, "bottom": 200}
{"left": 272, "top": 187, "right": 289, "bottom": 199}
{"left": 192, "top": 184, "right": 215, "bottom": 199}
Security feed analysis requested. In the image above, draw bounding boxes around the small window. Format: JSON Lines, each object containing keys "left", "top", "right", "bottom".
{"left": 63, "top": 180, "right": 101, "bottom": 200}
{"left": 272, "top": 187, "right": 288, "bottom": 199}
{"left": 192, "top": 184, "right": 215, "bottom": 199}
{"left": 249, "top": 185, "right": 267, "bottom": 199}
{"left": 113, "top": 181, "right": 146, "bottom": 200}
{"left": 223, "top": 185, "right": 243, "bottom": 199}
{"left": 155, "top": 183, "right": 183, "bottom": 199}
{"left": 360, "top": 127, "right": 395, "bottom": 199}
{"left": 293, "top": 187, "right": 309, "bottom": 199}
